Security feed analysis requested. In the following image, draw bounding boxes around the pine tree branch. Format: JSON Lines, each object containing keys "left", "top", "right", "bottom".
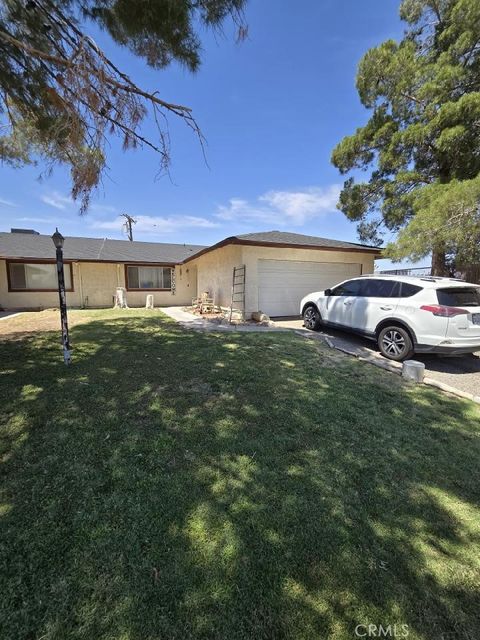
{"left": 0, "top": 29, "right": 193, "bottom": 117}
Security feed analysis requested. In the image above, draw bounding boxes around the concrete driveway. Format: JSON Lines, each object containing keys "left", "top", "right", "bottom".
{"left": 274, "top": 317, "right": 480, "bottom": 398}
{"left": 0, "top": 311, "right": 22, "bottom": 321}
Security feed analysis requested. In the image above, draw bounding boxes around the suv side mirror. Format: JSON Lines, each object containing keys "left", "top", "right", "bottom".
{"left": 324, "top": 288, "right": 332, "bottom": 296}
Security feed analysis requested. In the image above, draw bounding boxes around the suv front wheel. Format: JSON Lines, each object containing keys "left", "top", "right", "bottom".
{"left": 303, "top": 305, "right": 322, "bottom": 331}
{"left": 378, "top": 325, "right": 414, "bottom": 361}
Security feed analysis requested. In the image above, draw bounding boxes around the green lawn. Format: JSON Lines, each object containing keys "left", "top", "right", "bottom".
{"left": 0, "top": 309, "right": 479, "bottom": 640}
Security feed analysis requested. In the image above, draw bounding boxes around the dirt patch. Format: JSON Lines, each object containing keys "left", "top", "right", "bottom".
{"left": 182, "top": 306, "right": 270, "bottom": 327}
{"left": 0, "top": 310, "right": 96, "bottom": 341}
{"left": 182, "top": 306, "right": 224, "bottom": 321}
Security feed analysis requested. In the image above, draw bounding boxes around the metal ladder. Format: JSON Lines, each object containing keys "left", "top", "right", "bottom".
{"left": 229, "top": 265, "right": 246, "bottom": 323}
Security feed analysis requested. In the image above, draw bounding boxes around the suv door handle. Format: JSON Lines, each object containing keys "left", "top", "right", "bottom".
{"left": 380, "top": 305, "right": 393, "bottom": 311}
{"left": 344, "top": 300, "right": 352, "bottom": 306}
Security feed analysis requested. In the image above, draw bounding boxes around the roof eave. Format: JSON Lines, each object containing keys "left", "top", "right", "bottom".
{"left": 0, "top": 255, "right": 181, "bottom": 265}
{"left": 182, "top": 237, "right": 383, "bottom": 263}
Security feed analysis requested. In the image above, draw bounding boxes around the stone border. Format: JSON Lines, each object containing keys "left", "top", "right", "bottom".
{"left": 294, "top": 329, "right": 480, "bottom": 405}
{"left": 422, "top": 376, "right": 480, "bottom": 404}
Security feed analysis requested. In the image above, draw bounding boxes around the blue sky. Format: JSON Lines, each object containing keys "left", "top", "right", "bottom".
{"left": 0, "top": 0, "right": 417, "bottom": 269}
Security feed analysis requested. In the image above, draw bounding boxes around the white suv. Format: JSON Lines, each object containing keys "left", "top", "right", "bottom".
{"left": 300, "top": 275, "right": 480, "bottom": 361}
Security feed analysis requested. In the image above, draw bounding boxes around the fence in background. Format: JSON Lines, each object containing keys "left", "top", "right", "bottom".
{"left": 378, "top": 267, "right": 432, "bottom": 277}
{"left": 462, "top": 264, "right": 480, "bottom": 284}
{"left": 378, "top": 265, "right": 480, "bottom": 284}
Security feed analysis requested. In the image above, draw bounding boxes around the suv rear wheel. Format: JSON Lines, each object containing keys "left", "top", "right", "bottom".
{"left": 303, "top": 305, "right": 322, "bottom": 331}
{"left": 378, "top": 325, "right": 414, "bottom": 361}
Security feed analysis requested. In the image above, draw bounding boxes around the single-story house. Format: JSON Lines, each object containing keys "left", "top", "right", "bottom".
{"left": 0, "top": 229, "right": 381, "bottom": 317}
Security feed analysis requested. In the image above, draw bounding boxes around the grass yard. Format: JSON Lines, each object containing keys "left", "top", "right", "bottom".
{"left": 0, "top": 309, "right": 479, "bottom": 640}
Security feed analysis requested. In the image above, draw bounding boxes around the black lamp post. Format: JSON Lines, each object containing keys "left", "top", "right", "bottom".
{"left": 52, "top": 228, "right": 72, "bottom": 365}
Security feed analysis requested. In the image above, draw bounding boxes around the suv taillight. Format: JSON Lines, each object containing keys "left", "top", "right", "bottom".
{"left": 420, "top": 305, "right": 469, "bottom": 317}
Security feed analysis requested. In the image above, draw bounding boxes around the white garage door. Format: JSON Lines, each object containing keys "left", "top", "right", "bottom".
{"left": 258, "top": 259, "right": 361, "bottom": 317}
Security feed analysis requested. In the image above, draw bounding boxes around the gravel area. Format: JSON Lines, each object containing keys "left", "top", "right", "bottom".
{"left": 161, "top": 307, "right": 289, "bottom": 332}
{"left": 273, "top": 317, "right": 480, "bottom": 399}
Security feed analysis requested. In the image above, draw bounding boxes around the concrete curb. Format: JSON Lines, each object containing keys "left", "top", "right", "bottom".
{"left": 356, "top": 353, "right": 401, "bottom": 374}
{"left": 293, "top": 329, "right": 334, "bottom": 348}
{"left": 293, "top": 329, "right": 312, "bottom": 338}
{"left": 324, "top": 336, "right": 335, "bottom": 349}
{"left": 295, "top": 329, "right": 480, "bottom": 405}
{"left": 423, "top": 377, "right": 480, "bottom": 404}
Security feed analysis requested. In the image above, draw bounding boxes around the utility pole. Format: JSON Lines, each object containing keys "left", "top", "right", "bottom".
{"left": 121, "top": 213, "right": 137, "bottom": 241}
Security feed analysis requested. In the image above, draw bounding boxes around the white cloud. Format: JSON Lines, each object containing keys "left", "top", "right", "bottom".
{"left": 90, "top": 203, "right": 117, "bottom": 214}
{"left": 0, "top": 197, "right": 16, "bottom": 207}
{"left": 216, "top": 198, "right": 279, "bottom": 224}
{"left": 260, "top": 186, "right": 340, "bottom": 221}
{"left": 40, "top": 192, "right": 117, "bottom": 214}
{"left": 92, "top": 214, "right": 219, "bottom": 235}
{"left": 216, "top": 184, "right": 341, "bottom": 226}
{"left": 41, "top": 191, "right": 73, "bottom": 210}
{"left": 18, "top": 216, "right": 57, "bottom": 224}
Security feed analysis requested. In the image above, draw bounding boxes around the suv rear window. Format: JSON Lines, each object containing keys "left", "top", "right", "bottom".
{"left": 437, "top": 287, "right": 480, "bottom": 307}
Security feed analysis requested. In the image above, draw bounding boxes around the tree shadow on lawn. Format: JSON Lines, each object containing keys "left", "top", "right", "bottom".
{"left": 0, "top": 313, "right": 479, "bottom": 640}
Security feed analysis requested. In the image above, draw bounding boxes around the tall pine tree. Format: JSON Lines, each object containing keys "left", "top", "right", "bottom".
{"left": 331, "top": 0, "right": 480, "bottom": 274}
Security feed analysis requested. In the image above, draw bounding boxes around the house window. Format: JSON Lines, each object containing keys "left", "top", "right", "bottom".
{"left": 7, "top": 261, "right": 73, "bottom": 291}
{"left": 126, "top": 265, "right": 172, "bottom": 290}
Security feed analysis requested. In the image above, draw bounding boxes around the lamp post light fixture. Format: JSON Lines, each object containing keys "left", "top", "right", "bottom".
{"left": 52, "top": 228, "right": 72, "bottom": 365}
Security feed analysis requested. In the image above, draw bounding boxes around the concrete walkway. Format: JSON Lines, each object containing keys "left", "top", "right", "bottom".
{"left": 0, "top": 311, "right": 22, "bottom": 321}
{"left": 161, "top": 307, "right": 289, "bottom": 333}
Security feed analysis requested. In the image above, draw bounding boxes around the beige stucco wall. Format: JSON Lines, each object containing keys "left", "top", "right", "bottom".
{"left": 76, "top": 262, "right": 119, "bottom": 308}
{"left": 187, "top": 244, "right": 376, "bottom": 317}
{"left": 0, "top": 260, "right": 196, "bottom": 310}
{"left": 187, "top": 244, "right": 243, "bottom": 309}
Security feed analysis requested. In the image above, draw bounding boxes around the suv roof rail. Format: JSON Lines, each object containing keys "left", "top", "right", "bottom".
{"left": 366, "top": 273, "right": 419, "bottom": 278}
{"left": 420, "top": 276, "right": 465, "bottom": 282}
{"left": 362, "top": 273, "right": 396, "bottom": 277}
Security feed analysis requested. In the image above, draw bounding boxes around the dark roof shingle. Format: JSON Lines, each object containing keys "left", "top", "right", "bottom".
{"left": 182, "top": 229, "right": 381, "bottom": 262}
{"left": 235, "top": 230, "right": 380, "bottom": 251}
{"left": 0, "top": 232, "right": 206, "bottom": 263}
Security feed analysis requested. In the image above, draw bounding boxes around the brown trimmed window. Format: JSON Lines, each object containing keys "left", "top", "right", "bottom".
{"left": 7, "top": 261, "right": 73, "bottom": 291}
{"left": 126, "top": 265, "right": 172, "bottom": 290}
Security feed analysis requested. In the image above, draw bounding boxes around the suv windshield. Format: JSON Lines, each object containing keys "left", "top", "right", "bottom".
{"left": 437, "top": 287, "right": 480, "bottom": 307}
